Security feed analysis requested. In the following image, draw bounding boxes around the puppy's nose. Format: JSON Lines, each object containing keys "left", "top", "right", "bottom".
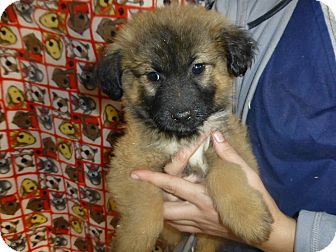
{"left": 171, "top": 110, "right": 192, "bottom": 122}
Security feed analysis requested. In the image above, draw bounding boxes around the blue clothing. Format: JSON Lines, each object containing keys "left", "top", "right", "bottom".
{"left": 247, "top": 0, "right": 336, "bottom": 217}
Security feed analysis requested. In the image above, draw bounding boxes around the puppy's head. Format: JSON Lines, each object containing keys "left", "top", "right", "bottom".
{"left": 95, "top": 5, "right": 256, "bottom": 138}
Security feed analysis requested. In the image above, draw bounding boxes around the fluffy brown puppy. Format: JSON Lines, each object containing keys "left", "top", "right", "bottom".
{"left": 95, "top": 5, "right": 273, "bottom": 252}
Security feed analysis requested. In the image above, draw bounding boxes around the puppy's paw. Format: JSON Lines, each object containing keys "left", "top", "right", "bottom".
{"left": 216, "top": 189, "right": 273, "bottom": 245}
{"left": 235, "top": 197, "right": 273, "bottom": 244}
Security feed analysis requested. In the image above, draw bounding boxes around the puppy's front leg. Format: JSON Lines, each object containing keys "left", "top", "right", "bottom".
{"left": 205, "top": 159, "right": 273, "bottom": 245}
{"left": 111, "top": 178, "right": 164, "bottom": 252}
{"left": 195, "top": 234, "right": 221, "bottom": 252}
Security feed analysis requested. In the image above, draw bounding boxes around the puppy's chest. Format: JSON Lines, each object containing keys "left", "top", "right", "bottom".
{"left": 164, "top": 137, "right": 211, "bottom": 177}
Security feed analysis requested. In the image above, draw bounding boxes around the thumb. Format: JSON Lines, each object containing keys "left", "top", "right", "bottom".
{"left": 211, "top": 131, "right": 263, "bottom": 189}
{"left": 211, "top": 131, "right": 247, "bottom": 167}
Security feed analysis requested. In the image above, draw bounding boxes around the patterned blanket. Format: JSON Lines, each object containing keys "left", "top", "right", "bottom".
{"left": 0, "top": 0, "right": 209, "bottom": 251}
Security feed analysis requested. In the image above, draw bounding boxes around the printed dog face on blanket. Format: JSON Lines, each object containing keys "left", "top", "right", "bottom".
{"left": 95, "top": 5, "right": 273, "bottom": 252}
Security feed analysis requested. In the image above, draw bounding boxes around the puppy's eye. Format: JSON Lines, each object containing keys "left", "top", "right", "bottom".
{"left": 147, "top": 72, "right": 160, "bottom": 82}
{"left": 192, "top": 63, "right": 205, "bottom": 75}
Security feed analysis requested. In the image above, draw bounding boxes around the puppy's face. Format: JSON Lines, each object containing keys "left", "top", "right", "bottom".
{"left": 96, "top": 6, "right": 255, "bottom": 138}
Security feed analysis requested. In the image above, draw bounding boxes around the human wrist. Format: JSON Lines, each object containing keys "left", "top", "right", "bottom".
{"left": 256, "top": 211, "right": 296, "bottom": 252}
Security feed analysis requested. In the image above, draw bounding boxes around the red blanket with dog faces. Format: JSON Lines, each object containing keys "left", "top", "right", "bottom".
{"left": 0, "top": 0, "right": 207, "bottom": 251}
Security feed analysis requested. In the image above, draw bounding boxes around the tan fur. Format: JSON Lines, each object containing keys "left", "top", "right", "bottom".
{"left": 104, "top": 5, "right": 273, "bottom": 252}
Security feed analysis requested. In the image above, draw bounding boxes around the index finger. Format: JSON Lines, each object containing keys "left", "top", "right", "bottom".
{"left": 131, "top": 170, "right": 210, "bottom": 208}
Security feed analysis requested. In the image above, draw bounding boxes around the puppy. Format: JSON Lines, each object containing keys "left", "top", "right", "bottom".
{"left": 95, "top": 5, "right": 273, "bottom": 252}
{"left": 52, "top": 68, "right": 75, "bottom": 89}
{"left": 1, "top": 220, "right": 19, "bottom": 234}
{"left": 23, "top": 33, "right": 43, "bottom": 58}
{"left": 96, "top": 18, "right": 126, "bottom": 42}
{"left": 50, "top": 193, "right": 67, "bottom": 211}
{"left": 67, "top": 2, "right": 90, "bottom": 35}
{"left": 0, "top": 50, "right": 19, "bottom": 75}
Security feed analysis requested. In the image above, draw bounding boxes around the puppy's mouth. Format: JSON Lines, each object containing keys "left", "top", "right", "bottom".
{"left": 151, "top": 109, "right": 208, "bottom": 138}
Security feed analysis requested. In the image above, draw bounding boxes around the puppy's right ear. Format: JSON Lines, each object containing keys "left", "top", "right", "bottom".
{"left": 94, "top": 50, "right": 123, "bottom": 100}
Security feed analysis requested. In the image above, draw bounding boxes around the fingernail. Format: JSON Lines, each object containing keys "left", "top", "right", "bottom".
{"left": 131, "top": 172, "right": 140, "bottom": 180}
{"left": 213, "top": 131, "right": 225, "bottom": 143}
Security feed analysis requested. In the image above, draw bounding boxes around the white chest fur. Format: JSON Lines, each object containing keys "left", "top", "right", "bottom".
{"left": 189, "top": 137, "right": 211, "bottom": 173}
{"left": 153, "top": 110, "right": 229, "bottom": 175}
{"left": 162, "top": 136, "right": 211, "bottom": 174}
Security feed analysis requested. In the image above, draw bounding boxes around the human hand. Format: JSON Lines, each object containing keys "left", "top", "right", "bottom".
{"left": 131, "top": 131, "right": 296, "bottom": 251}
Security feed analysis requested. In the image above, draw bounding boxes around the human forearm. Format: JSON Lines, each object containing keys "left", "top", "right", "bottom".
{"left": 255, "top": 212, "right": 296, "bottom": 252}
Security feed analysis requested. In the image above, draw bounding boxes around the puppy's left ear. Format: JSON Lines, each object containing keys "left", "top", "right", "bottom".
{"left": 94, "top": 50, "right": 123, "bottom": 100}
{"left": 219, "top": 27, "right": 257, "bottom": 77}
